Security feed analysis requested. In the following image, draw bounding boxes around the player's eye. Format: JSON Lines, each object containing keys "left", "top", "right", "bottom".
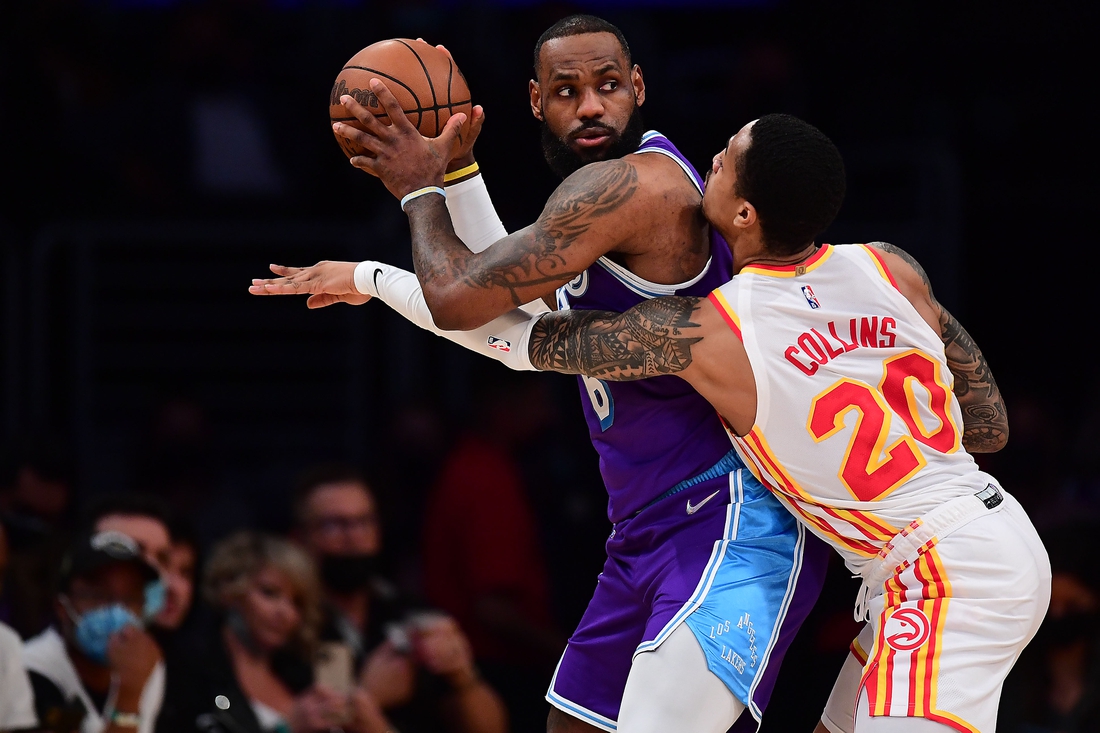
{"left": 600, "top": 81, "right": 618, "bottom": 92}
{"left": 557, "top": 87, "right": 574, "bottom": 97}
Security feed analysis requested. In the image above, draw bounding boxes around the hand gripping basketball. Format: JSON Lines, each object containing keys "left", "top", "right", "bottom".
{"left": 334, "top": 79, "right": 469, "bottom": 200}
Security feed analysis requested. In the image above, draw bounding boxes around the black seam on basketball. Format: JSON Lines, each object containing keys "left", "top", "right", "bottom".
{"left": 396, "top": 40, "right": 438, "bottom": 134}
{"left": 446, "top": 57, "right": 454, "bottom": 110}
{"left": 341, "top": 65, "right": 421, "bottom": 109}
{"left": 329, "top": 98, "right": 470, "bottom": 123}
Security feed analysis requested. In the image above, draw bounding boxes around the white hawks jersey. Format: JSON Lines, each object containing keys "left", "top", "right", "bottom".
{"left": 708, "top": 243, "right": 996, "bottom": 574}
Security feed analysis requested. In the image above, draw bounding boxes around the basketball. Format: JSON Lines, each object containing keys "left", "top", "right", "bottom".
{"left": 329, "top": 39, "right": 473, "bottom": 159}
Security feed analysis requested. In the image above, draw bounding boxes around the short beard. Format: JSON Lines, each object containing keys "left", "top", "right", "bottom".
{"left": 540, "top": 106, "right": 646, "bottom": 179}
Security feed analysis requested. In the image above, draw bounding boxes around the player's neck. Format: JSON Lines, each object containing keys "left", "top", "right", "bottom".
{"left": 735, "top": 239, "right": 818, "bottom": 271}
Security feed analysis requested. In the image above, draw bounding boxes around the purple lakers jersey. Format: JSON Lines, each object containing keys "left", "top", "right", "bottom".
{"left": 555, "top": 131, "right": 736, "bottom": 523}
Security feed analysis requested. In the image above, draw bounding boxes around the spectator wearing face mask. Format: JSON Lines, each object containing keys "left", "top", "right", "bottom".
{"left": 22, "top": 530, "right": 166, "bottom": 733}
{"left": 291, "top": 465, "right": 507, "bottom": 733}
{"left": 175, "top": 531, "right": 391, "bottom": 733}
{"left": 0, "top": 520, "right": 37, "bottom": 731}
{"left": 85, "top": 495, "right": 192, "bottom": 635}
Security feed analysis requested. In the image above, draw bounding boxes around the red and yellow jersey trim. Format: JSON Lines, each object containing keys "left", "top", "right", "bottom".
{"left": 858, "top": 243, "right": 902, "bottom": 293}
{"left": 858, "top": 548, "right": 976, "bottom": 733}
{"left": 850, "top": 637, "right": 869, "bottom": 666}
{"left": 740, "top": 242, "right": 834, "bottom": 278}
{"left": 727, "top": 425, "right": 899, "bottom": 557}
{"left": 707, "top": 290, "right": 742, "bottom": 341}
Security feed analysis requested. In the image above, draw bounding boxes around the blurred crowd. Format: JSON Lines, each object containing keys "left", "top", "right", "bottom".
{"left": 3, "top": 384, "right": 1100, "bottom": 733}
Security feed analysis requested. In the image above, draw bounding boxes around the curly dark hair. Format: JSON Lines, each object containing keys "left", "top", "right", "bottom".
{"left": 735, "top": 114, "right": 846, "bottom": 255}
{"left": 533, "top": 14, "right": 631, "bottom": 77}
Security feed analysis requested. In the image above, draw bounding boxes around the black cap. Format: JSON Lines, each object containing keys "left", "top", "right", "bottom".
{"left": 59, "top": 530, "right": 160, "bottom": 589}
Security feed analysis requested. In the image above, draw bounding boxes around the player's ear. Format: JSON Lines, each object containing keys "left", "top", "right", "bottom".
{"left": 632, "top": 64, "right": 645, "bottom": 106}
{"left": 529, "top": 80, "right": 543, "bottom": 121}
{"left": 735, "top": 201, "right": 758, "bottom": 230}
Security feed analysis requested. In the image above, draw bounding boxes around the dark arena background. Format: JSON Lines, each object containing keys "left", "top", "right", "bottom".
{"left": 1, "top": 1, "right": 1097, "bottom": 731}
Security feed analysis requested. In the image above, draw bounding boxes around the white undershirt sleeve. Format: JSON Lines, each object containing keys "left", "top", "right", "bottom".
{"left": 355, "top": 170, "right": 552, "bottom": 369}
{"left": 444, "top": 173, "right": 509, "bottom": 253}
{"left": 354, "top": 260, "right": 545, "bottom": 371}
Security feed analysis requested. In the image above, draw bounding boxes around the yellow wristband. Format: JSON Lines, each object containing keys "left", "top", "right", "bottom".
{"left": 443, "top": 161, "right": 479, "bottom": 183}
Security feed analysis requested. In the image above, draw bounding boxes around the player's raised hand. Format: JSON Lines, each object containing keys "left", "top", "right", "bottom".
{"left": 249, "top": 262, "right": 371, "bottom": 309}
{"left": 334, "top": 80, "right": 467, "bottom": 200}
{"left": 413, "top": 39, "right": 487, "bottom": 169}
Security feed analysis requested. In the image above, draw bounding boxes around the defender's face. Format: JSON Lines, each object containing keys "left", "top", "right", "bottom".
{"left": 532, "top": 32, "right": 644, "bottom": 163}
{"left": 703, "top": 122, "right": 754, "bottom": 236}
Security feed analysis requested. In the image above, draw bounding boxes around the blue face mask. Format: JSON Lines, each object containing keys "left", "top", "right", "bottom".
{"left": 143, "top": 579, "right": 166, "bottom": 621}
{"left": 62, "top": 600, "right": 142, "bottom": 665}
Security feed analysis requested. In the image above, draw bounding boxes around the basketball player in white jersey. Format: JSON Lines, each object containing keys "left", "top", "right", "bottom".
{"left": 376, "top": 114, "right": 1047, "bottom": 732}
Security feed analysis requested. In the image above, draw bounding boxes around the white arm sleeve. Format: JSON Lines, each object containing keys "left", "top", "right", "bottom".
{"left": 354, "top": 260, "right": 546, "bottom": 371}
{"left": 444, "top": 173, "right": 509, "bottom": 254}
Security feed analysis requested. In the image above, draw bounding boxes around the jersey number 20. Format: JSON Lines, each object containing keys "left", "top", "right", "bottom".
{"left": 807, "top": 350, "right": 960, "bottom": 503}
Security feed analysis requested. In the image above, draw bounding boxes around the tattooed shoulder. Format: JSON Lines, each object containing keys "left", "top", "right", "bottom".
{"left": 867, "top": 241, "right": 933, "bottom": 295}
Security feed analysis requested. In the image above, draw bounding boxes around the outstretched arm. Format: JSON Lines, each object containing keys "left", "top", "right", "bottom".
{"left": 529, "top": 297, "right": 703, "bottom": 381}
{"left": 334, "top": 80, "right": 646, "bottom": 331}
{"left": 529, "top": 296, "right": 757, "bottom": 432}
{"left": 868, "top": 242, "right": 1009, "bottom": 452}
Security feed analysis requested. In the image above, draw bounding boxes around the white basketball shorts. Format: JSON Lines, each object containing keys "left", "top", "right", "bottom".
{"left": 821, "top": 489, "right": 1050, "bottom": 733}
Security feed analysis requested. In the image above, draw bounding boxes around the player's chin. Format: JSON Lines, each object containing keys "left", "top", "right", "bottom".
{"left": 570, "top": 139, "right": 616, "bottom": 163}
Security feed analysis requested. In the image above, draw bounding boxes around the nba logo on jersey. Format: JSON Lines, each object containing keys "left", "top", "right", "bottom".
{"left": 486, "top": 335, "right": 512, "bottom": 352}
{"left": 801, "top": 286, "right": 820, "bottom": 309}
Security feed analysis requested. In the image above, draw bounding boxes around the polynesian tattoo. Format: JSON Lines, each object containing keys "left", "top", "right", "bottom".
{"left": 405, "top": 159, "right": 639, "bottom": 308}
{"left": 529, "top": 296, "right": 704, "bottom": 381}
{"left": 868, "top": 242, "right": 1009, "bottom": 452}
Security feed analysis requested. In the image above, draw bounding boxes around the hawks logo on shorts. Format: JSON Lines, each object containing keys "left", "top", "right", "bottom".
{"left": 860, "top": 548, "right": 952, "bottom": 725}
{"left": 884, "top": 608, "right": 930, "bottom": 652}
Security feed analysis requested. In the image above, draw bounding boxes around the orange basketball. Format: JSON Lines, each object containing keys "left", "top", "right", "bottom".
{"left": 329, "top": 39, "right": 473, "bottom": 159}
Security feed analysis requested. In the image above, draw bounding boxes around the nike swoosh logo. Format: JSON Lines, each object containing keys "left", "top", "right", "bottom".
{"left": 373, "top": 268, "right": 383, "bottom": 292}
{"left": 686, "top": 489, "right": 722, "bottom": 515}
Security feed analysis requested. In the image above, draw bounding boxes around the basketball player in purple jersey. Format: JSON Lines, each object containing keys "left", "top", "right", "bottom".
{"left": 252, "top": 16, "right": 829, "bottom": 732}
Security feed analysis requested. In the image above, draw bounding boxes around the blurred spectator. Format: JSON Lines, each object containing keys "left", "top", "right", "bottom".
{"left": 85, "top": 495, "right": 191, "bottom": 634}
{"left": 23, "top": 530, "right": 166, "bottom": 733}
{"left": 1000, "top": 523, "right": 1100, "bottom": 732}
{"left": 292, "top": 466, "right": 507, "bottom": 733}
{"left": 0, "top": 438, "right": 74, "bottom": 531}
{"left": 421, "top": 374, "right": 564, "bottom": 729}
{"left": 160, "top": 523, "right": 198, "bottom": 634}
{"left": 0, "top": 438, "right": 75, "bottom": 637}
{"left": 131, "top": 396, "right": 254, "bottom": 548}
{"left": 0, "top": 521, "right": 37, "bottom": 730}
{"left": 177, "top": 531, "right": 391, "bottom": 733}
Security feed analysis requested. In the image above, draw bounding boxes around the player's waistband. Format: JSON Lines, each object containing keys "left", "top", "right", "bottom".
{"left": 629, "top": 449, "right": 743, "bottom": 519}
{"left": 853, "top": 483, "right": 1005, "bottom": 621}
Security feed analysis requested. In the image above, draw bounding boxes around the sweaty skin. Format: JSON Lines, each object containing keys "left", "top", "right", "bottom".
{"left": 250, "top": 33, "right": 710, "bottom": 331}
{"left": 527, "top": 126, "right": 1008, "bottom": 453}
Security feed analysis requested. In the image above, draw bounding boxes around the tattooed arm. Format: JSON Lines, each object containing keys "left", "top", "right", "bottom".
{"left": 403, "top": 159, "right": 642, "bottom": 330}
{"left": 530, "top": 297, "right": 703, "bottom": 380}
{"left": 529, "top": 296, "right": 758, "bottom": 432}
{"left": 868, "top": 242, "right": 1009, "bottom": 453}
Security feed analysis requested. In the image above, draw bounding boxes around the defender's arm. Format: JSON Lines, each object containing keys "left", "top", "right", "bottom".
{"left": 868, "top": 242, "right": 1008, "bottom": 452}
{"left": 529, "top": 296, "right": 756, "bottom": 433}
